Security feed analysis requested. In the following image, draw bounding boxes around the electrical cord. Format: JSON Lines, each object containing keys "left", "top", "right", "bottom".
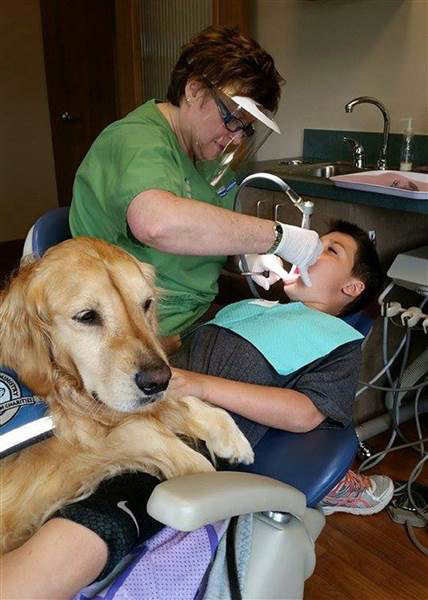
{"left": 390, "top": 328, "right": 413, "bottom": 445}
{"left": 362, "top": 294, "right": 428, "bottom": 555}
{"left": 414, "top": 386, "right": 426, "bottom": 456}
{"left": 359, "top": 428, "right": 397, "bottom": 472}
{"left": 358, "top": 436, "right": 428, "bottom": 473}
{"left": 405, "top": 454, "right": 428, "bottom": 556}
{"left": 356, "top": 332, "right": 407, "bottom": 397}
{"left": 390, "top": 317, "right": 426, "bottom": 332}
{"left": 406, "top": 521, "right": 428, "bottom": 556}
{"left": 407, "top": 454, "right": 428, "bottom": 521}
{"left": 382, "top": 316, "right": 396, "bottom": 387}
{"left": 356, "top": 379, "right": 428, "bottom": 393}
{"left": 359, "top": 384, "right": 427, "bottom": 474}
{"left": 358, "top": 308, "right": 426, "bottom": 397}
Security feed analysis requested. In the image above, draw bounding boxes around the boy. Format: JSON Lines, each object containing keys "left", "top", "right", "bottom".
{"left": 169, "top": 220, "right": 392, "bottom": 513}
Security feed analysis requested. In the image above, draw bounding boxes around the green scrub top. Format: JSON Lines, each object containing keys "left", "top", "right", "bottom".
{"left": 69, "top": 100, "right": 237, "bottom": 336}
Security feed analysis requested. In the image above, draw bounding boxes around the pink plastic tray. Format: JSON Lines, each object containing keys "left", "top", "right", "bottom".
{"left": 330, "top": 170, "right": 428, "bottom": 200}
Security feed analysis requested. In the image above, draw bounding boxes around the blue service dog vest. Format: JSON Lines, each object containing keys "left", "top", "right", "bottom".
{"left": 0, "top": 366, "right": 51, "bottom": 457}
{"left": 207, "top": 300, "right": 363, "bottom": 375}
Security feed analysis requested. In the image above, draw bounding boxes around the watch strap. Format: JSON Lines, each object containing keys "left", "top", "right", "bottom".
{"left": 266, "top": 222, "right": 283, "bottom": 254}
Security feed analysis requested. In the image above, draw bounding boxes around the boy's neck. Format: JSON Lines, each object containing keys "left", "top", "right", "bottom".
{"left": 301, "top": 300, "right": 339, "bottom": 317}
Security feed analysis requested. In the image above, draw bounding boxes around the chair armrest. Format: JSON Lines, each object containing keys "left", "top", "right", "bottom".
{"left": 146, "top": 471, "right": 306, "bottom": 531}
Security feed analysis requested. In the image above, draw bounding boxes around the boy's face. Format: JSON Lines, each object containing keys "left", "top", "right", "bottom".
{"left": 283, "top": 231, "right": 364, "bottom": 314}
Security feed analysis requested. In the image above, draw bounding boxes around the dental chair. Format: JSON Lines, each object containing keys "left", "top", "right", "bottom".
{"left": 2, "top": 207, "right": 367, "bottom": 599}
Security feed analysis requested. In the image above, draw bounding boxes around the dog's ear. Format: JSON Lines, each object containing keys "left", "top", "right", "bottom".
{"left": 0, "top": 261, "right": 54, "bottom": 395}
{"left": 134, "top": 260, "right": 161, "bottom": 333}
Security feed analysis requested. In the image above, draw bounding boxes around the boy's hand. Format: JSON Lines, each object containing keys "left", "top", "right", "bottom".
{"left": 168, "top": 368, "right": 205, "bottom": 399}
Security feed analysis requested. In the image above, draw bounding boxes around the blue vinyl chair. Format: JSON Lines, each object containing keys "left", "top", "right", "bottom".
{"left": 22, "top": 206, "right": 71, "bottom": 258}
{"left": 6, "top": 206, "right": 368, "bottom": 598}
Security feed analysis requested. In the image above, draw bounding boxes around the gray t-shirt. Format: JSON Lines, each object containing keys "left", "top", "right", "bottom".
{"left": 171, "top": 324, "right": 362, "bottom": 447}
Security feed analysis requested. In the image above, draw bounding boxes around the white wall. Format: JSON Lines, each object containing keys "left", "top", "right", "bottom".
{"left": 252, "top": 0, "right": 428, "bottom": 159}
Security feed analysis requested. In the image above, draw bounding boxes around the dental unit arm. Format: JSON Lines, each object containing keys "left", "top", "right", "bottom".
{"left": 234, "top": 172, "right": 314, "bottom": 229}
{"left": 234, "top": 173, "right": 314, "bottom": 293}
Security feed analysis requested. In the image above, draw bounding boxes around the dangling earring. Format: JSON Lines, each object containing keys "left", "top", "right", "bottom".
{"left": 186, "top": 97, "right": 192, "bottom": 105}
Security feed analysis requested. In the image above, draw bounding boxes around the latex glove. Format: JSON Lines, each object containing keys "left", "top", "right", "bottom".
{"left": 239, "top": 253, "right": 299, "bottom": 291}
{"left": 275, "top": 223, "right": 323, "bottom": 286}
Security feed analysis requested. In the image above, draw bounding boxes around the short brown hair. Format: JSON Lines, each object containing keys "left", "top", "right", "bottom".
{"left": 167, "top": 26, "right": 284, "bottom": 112}
{"left": 328, "top": 220, "right": 384, "bottom": 316}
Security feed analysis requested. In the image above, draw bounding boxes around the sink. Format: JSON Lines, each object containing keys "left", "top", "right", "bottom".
{"left": 273, "top": 160, "right": 367, "bottom": 180}
{"left": 304, "top": 163, "right": 365, "bottom": 178}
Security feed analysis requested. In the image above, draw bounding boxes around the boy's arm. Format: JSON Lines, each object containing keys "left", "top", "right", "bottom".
{"left": 170, "top": 368, "right": 325, "bottom": 433}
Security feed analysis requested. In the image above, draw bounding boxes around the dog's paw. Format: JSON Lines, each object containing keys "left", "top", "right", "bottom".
{"left": 206, "top": 420, "right": 254, "bottom": 465}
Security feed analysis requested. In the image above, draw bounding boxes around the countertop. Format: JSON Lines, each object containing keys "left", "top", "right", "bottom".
{"left": 239, "top": 159, "right": 428, "bottom": 215}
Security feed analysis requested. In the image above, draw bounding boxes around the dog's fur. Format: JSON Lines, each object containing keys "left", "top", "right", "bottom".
{"left": 0, "top": 237, "right": 253, "bottom": 554}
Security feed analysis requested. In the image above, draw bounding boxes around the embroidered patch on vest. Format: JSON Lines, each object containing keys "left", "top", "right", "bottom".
{"left": 0, "top": 369, "right": 43, "bottom": 428}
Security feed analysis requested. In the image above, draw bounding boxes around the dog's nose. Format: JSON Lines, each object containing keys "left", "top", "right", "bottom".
{"left": 135, "top": 363, "right": 171, "bottom": 395}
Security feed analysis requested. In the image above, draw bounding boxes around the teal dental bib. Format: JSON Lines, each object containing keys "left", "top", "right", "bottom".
{"left": 207, "top": 300, "right": 363, "bottom": 375}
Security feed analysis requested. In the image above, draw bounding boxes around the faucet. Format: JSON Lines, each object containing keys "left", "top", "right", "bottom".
{"left": 345, "top": 97, "right": 390, "bottom": 170}
{"left": 343, "top": 136, "right": 365, "bottom": 169}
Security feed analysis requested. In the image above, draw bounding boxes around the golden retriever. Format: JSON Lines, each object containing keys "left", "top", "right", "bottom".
{"left": 0, "top": 237, "right": 253, "bottom": 554}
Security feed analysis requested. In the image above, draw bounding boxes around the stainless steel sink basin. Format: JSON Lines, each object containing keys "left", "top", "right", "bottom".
{"left": 305, "top": 163, "right": 363, "bottom": 178}
{"left": 273, "top": 160, "right": 367, "bottom": 180}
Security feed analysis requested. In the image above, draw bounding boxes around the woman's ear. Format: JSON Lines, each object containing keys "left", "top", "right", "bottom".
{"left": 342, "top": 278, "right": 365, "bottom": 299}
{"left": 184, "top": 78, "right": 203, "bottom": 103}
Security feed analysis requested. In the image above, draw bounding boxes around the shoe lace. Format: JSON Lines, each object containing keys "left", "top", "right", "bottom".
{"left": 344, "top": 470, "right": 372, "bottom": 493}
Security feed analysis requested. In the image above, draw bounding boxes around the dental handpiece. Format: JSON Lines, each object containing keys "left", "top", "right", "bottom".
{"left": 240, "top": 271, "right": 270, "bottom": 278}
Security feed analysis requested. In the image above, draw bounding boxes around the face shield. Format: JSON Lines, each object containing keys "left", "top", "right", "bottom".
{"left": 194, "top": 81, "right": 280, "bottom": 191}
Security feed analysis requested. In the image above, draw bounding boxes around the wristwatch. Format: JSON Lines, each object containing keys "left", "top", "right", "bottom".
{"left": 266, "top": 222, "right": 283, "bottom": 254}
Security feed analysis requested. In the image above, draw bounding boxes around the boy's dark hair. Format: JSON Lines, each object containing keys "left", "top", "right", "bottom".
{"left": 167, "top": 26, "right": 284, "bottom": 112}
{"left": 328, "top": 220, "right": 383, "bottom": 316}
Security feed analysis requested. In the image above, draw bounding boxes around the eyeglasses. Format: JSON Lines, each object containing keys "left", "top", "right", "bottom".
{"left": 202, "top": 77, "right": 254, "bottom": 138}
{"left": 212, "top": 95, "right": 255, "bottom": 138}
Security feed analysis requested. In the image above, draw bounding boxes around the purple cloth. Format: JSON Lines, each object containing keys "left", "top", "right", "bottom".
{"left": 74, "top": 521, "right": 227, "bottom": 600}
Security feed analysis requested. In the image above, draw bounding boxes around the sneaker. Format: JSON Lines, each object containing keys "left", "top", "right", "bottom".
{"left": 319, "top": 470, "right": 394, "bottom": 516}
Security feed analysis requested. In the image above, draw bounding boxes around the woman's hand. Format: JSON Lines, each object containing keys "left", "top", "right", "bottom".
{"left": 168, "top": 367, "right": 205, "bottom": 400}
{"left": 275, "top": 223, "right": 323, "bottom": 286}
{"left": 239, "top": 253, "right": 299, "bottom": 290}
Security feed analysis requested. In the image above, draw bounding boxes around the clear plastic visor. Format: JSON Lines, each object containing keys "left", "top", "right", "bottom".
{"left": 194, "top": 84, "right": 280, "bottom": 190}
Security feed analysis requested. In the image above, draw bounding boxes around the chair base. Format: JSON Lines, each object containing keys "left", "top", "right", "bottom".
{"left": 244, "top": 507, "right": 325, "bottom": 599}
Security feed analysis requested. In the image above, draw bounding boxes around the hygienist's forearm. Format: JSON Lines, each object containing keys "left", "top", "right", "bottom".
{"left": 197, "top": 373, "right": 324, "bottom": 433}
{"left": 127, "top": 189, "right": 276, "bottom": 255}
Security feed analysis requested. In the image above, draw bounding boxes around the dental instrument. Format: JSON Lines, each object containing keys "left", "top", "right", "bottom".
{"left": 234, "top": 172, "right": 314, "bottom": 296}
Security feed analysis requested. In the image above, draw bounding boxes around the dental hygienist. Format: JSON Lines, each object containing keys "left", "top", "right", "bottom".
{"left": 70, "top": 25, "right": 322, "bottom": 351}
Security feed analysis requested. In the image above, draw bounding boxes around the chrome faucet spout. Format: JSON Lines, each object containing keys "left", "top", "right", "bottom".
{"left": 344, "top": 96, "right": 390, "bottom": 170}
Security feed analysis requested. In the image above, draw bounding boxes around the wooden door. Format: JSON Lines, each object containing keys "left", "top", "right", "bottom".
{"left": 213, "top": 0, "right": 250, "bottom": 33}
{"left": 40, "top": 0, "right": 248, "bottom": 206}
{"left": 40, "top": 0, "right": 120, "bottom": 205}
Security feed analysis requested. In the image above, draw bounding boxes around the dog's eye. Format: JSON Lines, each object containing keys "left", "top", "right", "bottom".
{"left": 143, "top": 298, "right": 153, "bottom": 313}
{"left": 73, "top": 310, "right": 101, "bottom": 325}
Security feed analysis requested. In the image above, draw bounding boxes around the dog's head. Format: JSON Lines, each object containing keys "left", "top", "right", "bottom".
{"left": 0, "top": 237, "right": 171, "bottom": 415}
